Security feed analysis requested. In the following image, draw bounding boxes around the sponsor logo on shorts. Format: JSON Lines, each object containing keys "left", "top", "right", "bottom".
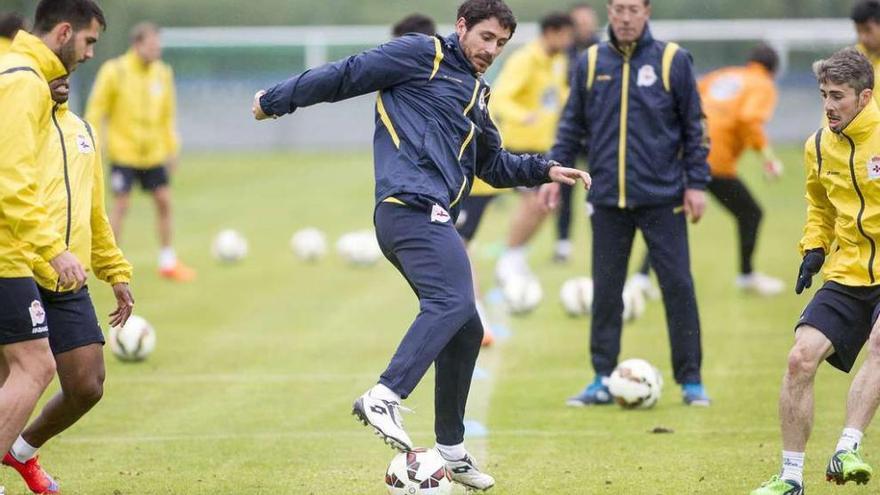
{"left": 29, "top": 300, "right": 48, "bottom": 333}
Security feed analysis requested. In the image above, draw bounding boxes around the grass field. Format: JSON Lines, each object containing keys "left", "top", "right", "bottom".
{"left": 8, "top": 145, "right": 875, "bottom": 494}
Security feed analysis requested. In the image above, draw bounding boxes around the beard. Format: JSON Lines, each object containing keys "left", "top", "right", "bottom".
{"left": 58, "top": 37, "right": 78, "bottom": 72}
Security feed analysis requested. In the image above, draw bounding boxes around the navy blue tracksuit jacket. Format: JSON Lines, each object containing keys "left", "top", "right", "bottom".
{"left": 260, "top": 32, "right": 556, "bottom": 445}
{"left": 260, "top": 32, "right": 553, "bottom": 217}
{"left": 550, "top": 26, "right": 710, "bottom": 208}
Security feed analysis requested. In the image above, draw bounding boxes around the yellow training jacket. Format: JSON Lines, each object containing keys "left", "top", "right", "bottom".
{"left": 30, "top": 104, "right": 132, "bottom": 291}
{"left": 0, "top": 36, "right": 12, "bottom": 56}
{"left": 0, "top": 31, "right": 68, "bottom": 278}
{"left": 800, "top": 101, "right": 880, "bottom": 286}
{"left": 490, "top": 40, "right": 570, "bottom": 153}
{"left": 85, "top": 49, "right": 180, "bottom": 168}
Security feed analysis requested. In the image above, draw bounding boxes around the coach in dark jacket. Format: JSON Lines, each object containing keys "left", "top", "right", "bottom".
{"left": 547, "top": 0, "right": 712, "bottom": 407}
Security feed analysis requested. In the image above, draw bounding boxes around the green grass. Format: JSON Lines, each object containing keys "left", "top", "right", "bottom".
{"left": 12, "top": 146, "right": 872, "bottom": 494}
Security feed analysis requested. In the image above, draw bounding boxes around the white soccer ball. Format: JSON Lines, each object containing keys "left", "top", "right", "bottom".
{"left": 385, "top": 448, "right": 453, "bottom": 495}
{"left": 290, "top": 227, "right": 327, "bottom": 261}
{"left": 608, "top": 358, "right": 663, "bottom": 409}
{"left": 212, "top": 229, "right": 248, "bottom": 263}
{"left": 503, "top": 276, "right": 543, "bottom": 315}
{"left": 560, "top": 277, "right": 594, "bottom": 316}
{"left": 336, "top": 230, "right": 382, "bottom": 266}
{"left": 622, "top": 283, "right": 647, "bottom": 322}
{"left": 108, "top": 315, "right": 156, "bottom": 362}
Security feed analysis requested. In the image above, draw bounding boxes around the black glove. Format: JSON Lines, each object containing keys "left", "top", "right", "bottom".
{"left": 795, "top": 248, "right": 825, "bottom": 294}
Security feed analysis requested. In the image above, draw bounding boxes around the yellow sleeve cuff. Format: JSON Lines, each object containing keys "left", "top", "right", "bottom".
{"left": 37, "top": 240, "right": 66, "bottom": 263}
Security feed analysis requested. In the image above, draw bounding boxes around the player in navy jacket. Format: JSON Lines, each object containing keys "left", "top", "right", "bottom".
{"left": 253, "top": 1, "right": 590, "bottom": 490}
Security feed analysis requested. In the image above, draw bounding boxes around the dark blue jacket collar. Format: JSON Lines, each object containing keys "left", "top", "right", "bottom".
{"left": 607, "top": 23, "right": 655, "bottom": 57}
{"left": 444, "top": 32, "right": 480, "bottom": 76}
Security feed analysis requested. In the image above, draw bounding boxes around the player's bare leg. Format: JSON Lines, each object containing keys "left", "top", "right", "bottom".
{"left": 780, "top": 326, "right": 833, "bottom": 453}
{"left": 19, "top": 344, "right": 104, "bottom": 448}
{"left": 495, "top": 191, "right": 549, "bottom": 283}
{"left": 109, "top": 192, "right": 131, "bottom": 243}
{"left": 154, "top": 186, "right": 195, "bottom": 281}
{"left": 0, "top": 340, "right": 55, "bottom": 455}
{"left": 825, "top": 320, "right": 880, "bottom": 485}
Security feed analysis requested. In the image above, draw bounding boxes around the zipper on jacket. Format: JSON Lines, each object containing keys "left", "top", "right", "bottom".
{"left": 51, "top": 105, "right": 73, "bottom": 292}
{"left": 843, "top": 132, "right": 876, "bottom": 284}
{"left": 617, "top": 53, "right": 631, "bottom": 209}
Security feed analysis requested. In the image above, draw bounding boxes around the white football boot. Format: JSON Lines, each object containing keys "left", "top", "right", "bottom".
{"left": 442, "top": 452, "right": 496, "bottom": 491}
{"left": 737, "top": 272, "right": 784, "bottom": 296}
{"left": 352, "top": 390, "right": 413, "bottom": 452}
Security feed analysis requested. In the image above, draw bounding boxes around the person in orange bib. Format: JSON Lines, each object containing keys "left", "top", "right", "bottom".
{"left": 632, "top": 43, "right": 786, "bottom": 298}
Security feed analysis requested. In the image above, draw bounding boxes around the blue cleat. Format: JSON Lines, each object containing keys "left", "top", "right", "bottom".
{"left": 682, "top": 383, "right": 711, "bottom": 407}
{"left": 566, "top": 375, "right": 612, "bottom": 406}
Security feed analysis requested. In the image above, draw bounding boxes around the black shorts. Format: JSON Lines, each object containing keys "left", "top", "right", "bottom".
{"left": 39, "top": 285, "right": 104, "bottom": 356}
{"left": 796, "top": 281, "right": 880, "bottom": 372}
{"left": 110, "top": 164, "right": 169, "bottom": 194}
{"left": 456, "top": 195, "right": 497, "bottom": 241}
{"left": 0, "top": 278, "right": 49, "bottom": 345}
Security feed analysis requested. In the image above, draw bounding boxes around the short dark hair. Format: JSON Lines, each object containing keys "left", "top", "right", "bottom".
{"left": 457, "top": 0, "right": 517, "bottom": 36}
{"left": 607, "top": 0, "right": 650, "bottom": 5}
{"left": 33, "top": 0, "right": 106, "bottom": 34}
{"left": 749, "top": 42, "right": 780, "bottom": 74}
{"left": 813, "top": 48, "right": 875, "bottom": 95}
{"left": 0, "top": 12, "right": 25, "bottom": 39}
{"left": 852, "top": 0, "right": 880, "bottom": 24}
{"left": 540, "top": 12, "right": 574, "bottom": 33}
{"left": 392, "top": 13, "right": 436, "bottom": 37}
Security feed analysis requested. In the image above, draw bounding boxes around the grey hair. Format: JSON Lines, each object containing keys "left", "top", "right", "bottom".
{"left": 813, "top": 48, "right": 875, "bottom": 95}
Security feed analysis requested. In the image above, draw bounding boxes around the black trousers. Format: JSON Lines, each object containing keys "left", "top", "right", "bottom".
{"left": 556, "top": 183, "right": 574, "bottom": 242}
{"left": 375, "top": 202, "right": 483, "bottom": 445}
{"left": 638, "top": 177, "right": 762, "bottom": 276}
{"left": 591, "top": 204, "right": 702, "bottom": 384}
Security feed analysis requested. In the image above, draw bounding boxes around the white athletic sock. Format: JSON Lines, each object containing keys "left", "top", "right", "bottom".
{"left": 836, "top": 427, "right": 864, "bottom": 452}
{"left": 781, "top": 450, "right": 805, "bottom": 485}
{"left": 10, "top": 436, "right": 37, "bottom": 463}
{"left": 158, "top": 247, "right": 177, "bottom": 270}
{"left": 369, "top": 383, "right": 401, "bottom": 403}
{"left": 435, "top": 442, "right": 467, "bottom": 461}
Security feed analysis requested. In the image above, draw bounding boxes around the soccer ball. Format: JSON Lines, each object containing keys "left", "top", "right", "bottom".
{"left": 560, "top": 277, "right": 593, "bottom": 316}
{"left": 336, "top": 230, "right": 382, "bottom": 266}
{"left": 108, "top": 315, "right": 156, "bottom": 362}
{"left": 212, "top": 229, "right": 248, "bottom": 263}
{"left": 502, "top": 276, "right": 543, "bottom": 315}
{"left": 621, "top": 283, "right": 647, "bottom": 322}
{"left": 385, "top": 448, "right": 453, "bottom": 495}
{"left": 290, "top": 227, "right": 327, "bottom": 261}
{"left": 608, "top": 358, "right": 663, "bottom": 409}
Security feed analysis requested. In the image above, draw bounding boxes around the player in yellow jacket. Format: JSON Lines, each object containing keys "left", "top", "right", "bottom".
{"left": 0, "top": 12, "right": 25, "bottom": 55}
{"left": 752, "top": 49, "right": 880, "bottom": 495}
{"left": 2, "top": 75, "right": 135, "bottom": 495}
{"left": 489, "top": 12, "right": 573, "bottom": 285}
{"left": 86, "top": 22, "right": 194, "bottom": 282}
{"left": 0, "top": 0, "right": 104, "bottom": 485}
{"left": 853, "top": 0, "right": 880, "bottom": 104}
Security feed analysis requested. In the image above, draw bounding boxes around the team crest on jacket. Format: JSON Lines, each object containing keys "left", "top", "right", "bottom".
{"left": 29, "top": 300, "right": 46, "bottom": 327}
{"left": 76, "top": 134, "right": 93, "bottom": 153}
{"left": 868, "top": 156, "right": 880, "bottom": 180}
{"left": 637, "top": 65, "right": 658, "bottom": 87}
{"left": 478, "top": 88, "right": 489, "bottom": 112}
